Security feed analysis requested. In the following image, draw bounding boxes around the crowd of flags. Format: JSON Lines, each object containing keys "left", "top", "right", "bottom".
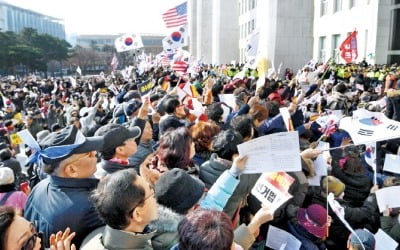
{"left": 106, "top": 1, "right": 358, "bottom": 78}
{"left": 108, "top": 1, "right": 189, "bottom": 75}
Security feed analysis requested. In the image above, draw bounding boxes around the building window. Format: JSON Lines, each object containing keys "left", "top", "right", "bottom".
{"left": 321, "top": 0, "right": 328, "bottom": 16}
{"left": 334, "top": 0, "right": 342, "bottom": 12}
{"left": 332, "top": 34, "right": 340, "bottom": 57}
{"left": 248, "top": 22, "right": 251, "bottom": 34}
{"left": 391, "top": 8, "right": 400, "bottom": 50}
{"left": 319, "top": 36, "right": 326, "bottom": 62}
{"left": 245, "top": 0, "right": 248, "bottom": 12}
{"left": 395, "top": 0, "right": 400, "bottom": 4}
{"left": 251, "top": 19, "right": 255, "bottom": 31}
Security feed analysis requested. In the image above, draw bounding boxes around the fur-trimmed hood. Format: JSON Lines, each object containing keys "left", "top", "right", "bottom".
{"left": 149, "top": 205, "right": 184, "bottom": 250}
{"left": 149, "top": 205, "right": 184, "bottom": 233}
{"left": 387, "top": 89, "right": 400, "bottom": 98}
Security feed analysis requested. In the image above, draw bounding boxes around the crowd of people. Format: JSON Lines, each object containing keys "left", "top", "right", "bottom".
{"left": 0, "top": 60, "right": 399, "bottom": 249}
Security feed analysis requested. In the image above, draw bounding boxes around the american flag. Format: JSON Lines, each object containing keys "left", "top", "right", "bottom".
{"left": 162, "top": 2, "right": 187, "bottom": 28}
{"left": 160, "top": 56, "right": 170, "bottom": 67}
{"left": 172, "top": 60, "right": 188, "bottom": 75}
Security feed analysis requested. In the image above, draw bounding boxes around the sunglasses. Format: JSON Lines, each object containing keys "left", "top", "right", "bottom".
{"left": 21, "top": 223, "right": 44, "bottom": 250}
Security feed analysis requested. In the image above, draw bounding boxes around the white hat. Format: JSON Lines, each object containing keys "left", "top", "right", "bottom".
{"left": 0, "top": 167, "right": 15, "bottom": 185}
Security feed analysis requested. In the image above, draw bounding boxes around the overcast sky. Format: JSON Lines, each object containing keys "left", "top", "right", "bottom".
{"left": 10, "top": 0, "right": 185, "bottom": 35}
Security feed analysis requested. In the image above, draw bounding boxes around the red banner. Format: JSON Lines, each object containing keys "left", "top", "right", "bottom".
{"left": 339, "top": 31, "right": 358, "bottom": 63}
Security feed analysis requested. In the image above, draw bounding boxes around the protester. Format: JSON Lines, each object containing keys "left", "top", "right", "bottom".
{"left": 0, "top": 206, "right": 77, "bottom": 250}
{"left": 129, "top": 120, "right": 157, "bottom": 167}
{"left": 175, "top": 209, "right": 238, "bottom": 250}
{"left": 347, "top": 229, "right": 376, "bottom": 250}
{"left": 2, "top": 52, "right": 400, "bottom": 250}
{"left": 24, "top": 125, "right": 105, "bottom": 248}
{"left": 0, "top": 167, "right": 27, "bottom": 212}
{"left": 200, "top": 129, "right": 259, "bottom": 219}
{"left": 287, "top": 204, "right": 330, "bottom": 250}
{"left": 141, "top": 127, "right": 196, "bottom": 183}
{"left": 190, "top": 121, "right": 221, "bottom": 166}
{"left": 153, "top": 164, "right": 274, "bottom": 250}
{"left": 159, "top": 96, "right": 189, "bottom": 135}
{"left": 380, "top": 177, "right": 400, "bottom": 244}
{"left": 0, "top": 148, "right": 25, "bottom": 186}
{"left": 94, "top": 123, "right": 141, "bottom": 177}
{"left": 81, "top": 168, "right": 158, "bottom": 249}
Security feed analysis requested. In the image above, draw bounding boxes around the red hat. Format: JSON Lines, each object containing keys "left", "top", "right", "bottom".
{"left": 297, "top": 204, "right": 328, "bottom": 238}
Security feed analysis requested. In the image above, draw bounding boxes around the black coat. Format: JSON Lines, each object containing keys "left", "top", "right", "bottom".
{"left": 331, "top": 164, "right": 372, "bottom": 208}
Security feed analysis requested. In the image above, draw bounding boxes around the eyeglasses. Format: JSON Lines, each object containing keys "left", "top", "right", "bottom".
{"left": 21, "top": 223, "right": 43, "bottom": 250}
{"left": 128, "top": 186, "right": 155, "bottom": 216}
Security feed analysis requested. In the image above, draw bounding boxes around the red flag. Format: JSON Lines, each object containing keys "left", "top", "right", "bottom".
{"left": 339, "top": 31, "right": 358, "bottom": 63}
{"left": 162, "top": 2, "right": 187, "bottom": 28}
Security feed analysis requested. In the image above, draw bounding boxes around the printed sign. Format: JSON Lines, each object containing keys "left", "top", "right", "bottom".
{"left": 9, "top": 133, "right": 22, "bottom": 145}
{"left": 137, "top": 81, "right": 154, "bottom": 97}
{"left": 251, "top": 172, "right": 294, "bottom": 212}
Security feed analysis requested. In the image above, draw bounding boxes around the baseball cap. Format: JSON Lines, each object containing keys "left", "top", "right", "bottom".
{"left": 94, "top": 124, "right": 141, "bottom": 152}
{"left": 39, "top": 125, "right": 104, "bottom": 164}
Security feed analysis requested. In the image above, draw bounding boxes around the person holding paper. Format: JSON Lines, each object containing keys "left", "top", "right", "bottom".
{"left": 332, "top": 145, "right": 373, "bottom": 207}
{"left": 309, "top": 176, "right": 379, "bottom": 250}
{"left": 380, "top": 206, "right": 400, "bottom": 245}
{"left": 380, "top": 177, "right": 400, "bottom": 244}
{"left": 199, "top": 129, "right": 260, "bottom": 219}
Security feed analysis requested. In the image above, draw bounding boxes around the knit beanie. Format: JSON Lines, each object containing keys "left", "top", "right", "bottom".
{"left": 155, "top": 169, "right": 205, "bottom": 214}
{"left": 322, "top": 176, "right": 345, "bottom": 197}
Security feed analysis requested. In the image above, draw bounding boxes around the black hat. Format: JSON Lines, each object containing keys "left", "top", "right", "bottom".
{"left": 123, "top": 90, "right": 141, "bottom": 102}
{"left": 39, "top": 125, "right": 104, "bottom": 164}
{"left": 155, "top": 168, "right": 205, "bottom": 214}
{"left": 94, "top": 124, "right": 141, "bottom": 152}
{"left": 123, "top": 99, "right": 142, "bottom": 117}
